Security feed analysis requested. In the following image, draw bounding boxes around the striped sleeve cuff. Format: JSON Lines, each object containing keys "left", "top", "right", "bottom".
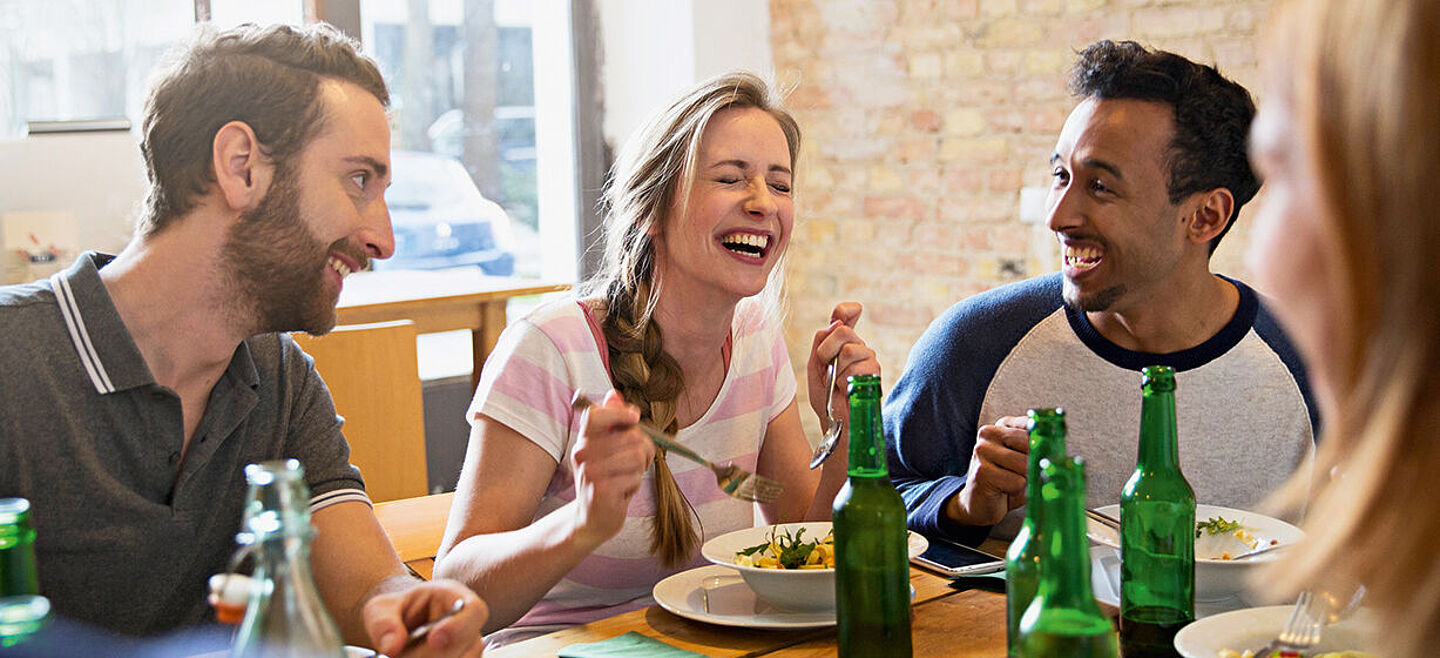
{"left": 310, "top": 487, "right": 372, "bottom": 512}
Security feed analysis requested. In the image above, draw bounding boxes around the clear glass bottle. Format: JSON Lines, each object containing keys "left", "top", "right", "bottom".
{"left": 230, "top": 460, "right": 345, "bottom": 658}
{"left": 1005, "top": 408, "right": 1068, "bottom": 656}
{"left": 833, "top": 374, "right": 912, "bottom": 658}
{"left": 1016, "top": 457, "right": 1119, "bottom": 657}
{"left": 1120, "top": 365, "right": 1195, "bottom": 657}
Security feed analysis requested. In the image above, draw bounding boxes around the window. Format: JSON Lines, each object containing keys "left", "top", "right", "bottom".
{"left": 0, "top": 0, "right": 194, "bottom": 136}
{"left": 0, "top": 0, "right": 586, "bottom": 283}
{"left": 360, "top": 0, "right": 567, "bottom": 281}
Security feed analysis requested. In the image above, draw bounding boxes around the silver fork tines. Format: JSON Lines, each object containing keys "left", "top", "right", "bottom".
{"left": 571, "top": 394, "right": 784, "bottom": 504}
{"left": 1254, "top": 590, "right": 1324, "bottom": 656}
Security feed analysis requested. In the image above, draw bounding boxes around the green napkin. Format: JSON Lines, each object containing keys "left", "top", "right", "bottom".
{"left": 557, "top": 631, "right": 706, "bottom": 658}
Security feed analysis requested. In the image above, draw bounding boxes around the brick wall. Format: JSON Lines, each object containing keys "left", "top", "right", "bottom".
{"left": 768, "top": 0, "right": 1272, "bottom": 435}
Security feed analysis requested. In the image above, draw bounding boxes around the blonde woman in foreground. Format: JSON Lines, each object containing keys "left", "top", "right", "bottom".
{"left": 432, "top": 72, "right": 879, "bottom": 646}
{"left": 1248, "top": 0, "right": 1440, "bottom": 654}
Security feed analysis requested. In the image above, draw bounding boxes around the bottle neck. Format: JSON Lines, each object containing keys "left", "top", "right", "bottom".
{"left": 1024, "top": 421, "right": 1066, "bottom": 515}
{"left": 846, "top": 376, "right": 887, "bottom": 477}
{"left": 255, "top": 531, "right": 313, "bottom": 566}
{"left": 1137, "top": 389, "right": 1179, "bottom": 469}
{"left": 1035, "top": 465, "right": 1099, "bottom": 610}
{"left": 238, "top": 529, "right": 341, "bottom": 648}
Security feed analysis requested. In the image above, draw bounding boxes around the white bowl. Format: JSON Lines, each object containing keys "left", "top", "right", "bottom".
{"left": 1087, "top": 503, "right": 1304, "bottom": 603}
{"left": 700, "top": 521, "right": 928, "bottom": 612}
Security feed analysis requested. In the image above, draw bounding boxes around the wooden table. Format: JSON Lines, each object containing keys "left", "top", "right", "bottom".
{"left": 335, "top": 268, "right": 570, "bottom": 385}
{"left": 489, "top": 542, "right": 1012, "bottom": 657}
{"left": 373, "top": 492, "right": 455, "bottom": 581}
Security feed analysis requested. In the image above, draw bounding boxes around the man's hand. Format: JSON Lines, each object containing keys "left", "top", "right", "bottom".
{"left": 945, "top": 416, "right": 1030, "bottom": 527}
{"left": 362, "top": 578, "right": 487, "bottom": 657}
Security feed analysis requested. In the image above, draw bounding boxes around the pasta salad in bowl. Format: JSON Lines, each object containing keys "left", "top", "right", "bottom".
{"left": 701, "top": 522, "right": 927, "bottom": 612}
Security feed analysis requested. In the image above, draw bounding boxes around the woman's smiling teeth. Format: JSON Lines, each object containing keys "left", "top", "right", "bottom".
{"left": 327, "top": 256, "right": 353, "bottom": 278}
{"left": 1064, "top": 246, "right": 1102, "bottom": 271}
{"left": 721, "top": 232, "right": 769, "bottom": 257}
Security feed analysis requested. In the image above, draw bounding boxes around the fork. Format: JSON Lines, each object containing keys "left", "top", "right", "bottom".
{"left": 1086, "top": 507, "right": 1121, "bottom": 531}
{"left": 808, "top": 357, "right": 844, "bottom": 469}
{"left": 571, "top": 394, "right": 784, "bottom": 504}
{"left": 1253, "top": 590, "right": 1323, "bottom": 657}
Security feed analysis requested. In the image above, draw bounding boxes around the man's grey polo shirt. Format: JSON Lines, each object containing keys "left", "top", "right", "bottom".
{"left": 0, "top": 253, "right": 369, "bottom": 636}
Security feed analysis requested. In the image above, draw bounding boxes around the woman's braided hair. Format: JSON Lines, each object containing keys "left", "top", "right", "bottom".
{"left": 580, "top": 71, "right": 800, "bottom": 567}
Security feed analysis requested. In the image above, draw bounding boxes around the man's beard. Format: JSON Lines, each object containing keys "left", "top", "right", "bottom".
{"left": 1062, "top": 279, "right": 1126, "bottom": 313}
{"left": 222, "top": 172, "right": 351, "bottom": 336}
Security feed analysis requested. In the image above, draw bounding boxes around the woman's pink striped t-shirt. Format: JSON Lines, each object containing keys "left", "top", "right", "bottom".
{"left": 467, "top": 297, "right": 796, "bottom": 646}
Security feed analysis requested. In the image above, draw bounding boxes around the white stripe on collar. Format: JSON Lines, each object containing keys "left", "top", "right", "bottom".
{"left": 49, "top": 272, "right": 115, "bottom": 394}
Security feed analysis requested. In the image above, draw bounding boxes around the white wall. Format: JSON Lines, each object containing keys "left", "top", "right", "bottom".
{"left": 598, "top": 0, "right": 772, "bottom": 150}
{"left": 0, "top": 130, "right": 146, "bottom": 256}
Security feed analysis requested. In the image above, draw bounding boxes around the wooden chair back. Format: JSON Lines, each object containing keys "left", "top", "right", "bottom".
{"left": 293, "top": 320, "right": 429, "bottom": 503}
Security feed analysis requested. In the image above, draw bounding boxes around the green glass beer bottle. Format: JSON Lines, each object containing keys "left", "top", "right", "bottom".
{"left": 0, "top": 498, "right": 39, "bottom": 597}
{"left": 0, "top": 497, "right": 49, "bottom": 648}
{"left": 1016, "top": 457, "right": 1120, "bottom": 657}
{"left": 231, "top": 460, "right": 345, "bottom": 658}
{"left": 1119, "top": 366, "right": 1195, "bottom": 657}
{"left": 1005, "top": 408, "right": 1069, "bottom": 656}
{"left": 833, "top": 374, "right": 912, "bottom": 658}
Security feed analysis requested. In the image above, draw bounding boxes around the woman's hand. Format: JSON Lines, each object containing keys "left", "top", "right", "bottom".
{"left": 807, "top": 302, "right": 880, "bottom": 426}
{"left": 569, "top": 390, "right": 654, "bottom": 549}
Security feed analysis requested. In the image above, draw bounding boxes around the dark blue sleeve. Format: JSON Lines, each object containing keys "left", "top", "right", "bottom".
{"left": 1246, "top": 284, "right": 1322, "bottom": 439}
{"left": 884, "top": 274, "right": 1062, "bottom": 545}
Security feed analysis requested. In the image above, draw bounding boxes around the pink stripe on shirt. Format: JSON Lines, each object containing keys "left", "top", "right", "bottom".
{"left": 550, "top": 551, "right": 696, "bottom": 591}
{"left": 520, "top": 596, "right": 652, "bottom": 628}
{"left": 707, "top": 369, "right": 776, "bottom": 424}
{"left": 487, "top": 356, "right": 575, "bottom": 429}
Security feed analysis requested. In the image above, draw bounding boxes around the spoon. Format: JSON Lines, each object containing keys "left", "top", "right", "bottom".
{"left": 808, "top": 357, "right": 844, "bottom": 469}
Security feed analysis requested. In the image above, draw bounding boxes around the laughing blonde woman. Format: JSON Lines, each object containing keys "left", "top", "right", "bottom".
{"left": 432, "top": 72, "right": 878, "bottom": 646}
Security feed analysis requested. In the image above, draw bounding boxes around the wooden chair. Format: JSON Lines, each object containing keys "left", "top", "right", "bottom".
{"left": 293, "top": 320, "right": 429, "bottom": 503}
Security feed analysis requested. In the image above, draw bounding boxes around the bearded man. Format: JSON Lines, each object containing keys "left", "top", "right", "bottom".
{"left": 0, "top": 23, "right": 486, "bottom": 657}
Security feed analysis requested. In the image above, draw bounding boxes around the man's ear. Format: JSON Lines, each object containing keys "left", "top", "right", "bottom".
{"left": 212, "top": 121, "right": 274, "bottom": 213}
{"left": 1185, "top": 188, "right": 1235, "bottom": 245}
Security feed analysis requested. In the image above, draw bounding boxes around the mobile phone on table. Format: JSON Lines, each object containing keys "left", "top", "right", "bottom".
{"left": 911, "top": 537, "right": 1005, "bottom": 576}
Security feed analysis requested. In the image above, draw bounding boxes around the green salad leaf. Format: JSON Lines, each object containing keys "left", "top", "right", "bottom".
{"left": 735, "top": 527, "right": 832, "bottom": 569}
{"left": 1196, "top": 515, "right": 1244, "bottom": 538}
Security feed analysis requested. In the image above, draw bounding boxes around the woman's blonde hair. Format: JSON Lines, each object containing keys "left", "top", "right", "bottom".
{"left": 1261, "top": 1, "right": 1440, "bottom": 654}
{"left": 580, "top": 71, "right": 800, "bottom": 568}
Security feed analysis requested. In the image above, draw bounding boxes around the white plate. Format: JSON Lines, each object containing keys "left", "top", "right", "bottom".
{"left": 1173, "top": 605, "right": 1377, "bottom": 657}
{"left": 652, "top": 563, "right": 920, "bottom": 630}
{"left": 653, "top": 564, "right": 838, "bottom": 629}
{"left": 1087, "top": 503, "right": 1303, "bottom": 605}
{"left": 1088, "top": 544, "right": 1248, "bottom": 618}
{"left": 1086, "top": 503, "right": 1303, "bottom": 563}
